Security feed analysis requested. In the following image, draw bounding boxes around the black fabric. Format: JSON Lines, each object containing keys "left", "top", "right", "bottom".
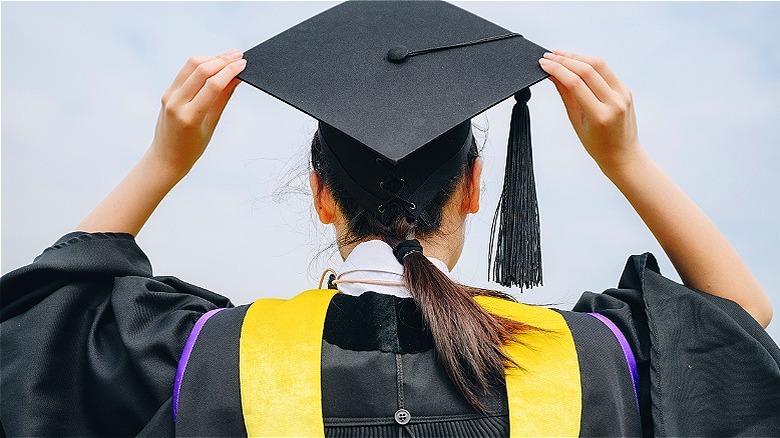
{"left": 556, "top": 310, "right": 642, "bottom": 436}
{"left": 321, "top": 343, "right": 401, "bottom": 420}
{"left": 317, "top": 121, "right": 473, "bottom": 223}
{"left": 0, "top": 232, "right": 150, "bottom": 322}
{"left": 324, "top": 292, "right": 432, "bottom": 354}
{"left": 321, "top": 341, "right": 506, "bottom": 421}
{"left": 175, "top": 305, "right": 249, "bottom": 437}
{"left": 137, "top": 399, "right": 175, "bottom": 437}
{"left": 0, "top": 232, "right": 233, "bottom": 436}
{"left": 3, "top": 233, "right": 779, "bottom": 437}
{"left": 399, "top": 346, "right": 506, "bottom": 417}
{"left": 574, "top": 253, "right": 780, "bottom": 437}
{"left": 238, "top": 1, "right": 548, "bottom": 164}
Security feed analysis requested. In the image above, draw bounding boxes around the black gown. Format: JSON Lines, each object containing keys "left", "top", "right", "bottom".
{"left": 1, "top": 232, "right": 779, "bottom": 436}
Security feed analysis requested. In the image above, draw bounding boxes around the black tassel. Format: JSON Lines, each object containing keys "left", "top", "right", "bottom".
{"left": 488, "top": 88, "right": 542, "bottom": 289}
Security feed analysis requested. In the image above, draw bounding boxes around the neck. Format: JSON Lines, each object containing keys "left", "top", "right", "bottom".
{"left": 337, "top": 233, "right": 463, "bottom": 271}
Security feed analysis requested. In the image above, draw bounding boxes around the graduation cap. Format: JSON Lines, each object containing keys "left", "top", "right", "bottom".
{"left": 238, "top": 0, "right": 548, "bottom": 289}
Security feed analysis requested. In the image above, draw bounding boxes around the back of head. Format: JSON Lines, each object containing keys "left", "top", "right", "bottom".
{"left": 311, "top": 129, "right": 527, "bottom": 413}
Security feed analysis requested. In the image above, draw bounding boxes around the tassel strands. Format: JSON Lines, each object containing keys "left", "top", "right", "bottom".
{"left": 488, "top": 88, "right": 543, "bottom": 289}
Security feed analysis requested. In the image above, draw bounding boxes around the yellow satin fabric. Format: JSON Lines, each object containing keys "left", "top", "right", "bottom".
{"left": 239, "top": 289, "right": 338, "bottom": 437}
{"left": 475, "top": 296, "right": 582, "bottom": 437}
{"left": 239, "top": 291, "right": 581, "bottom": 437}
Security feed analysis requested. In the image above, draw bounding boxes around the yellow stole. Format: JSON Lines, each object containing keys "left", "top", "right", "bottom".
{"left": 239, "top": 290, "right": 581, "bottom": 437}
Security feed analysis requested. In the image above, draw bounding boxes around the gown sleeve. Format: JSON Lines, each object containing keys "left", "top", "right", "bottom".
{"left": 573, "top": 253, "right": 780, "bottom": 437}
{"left": 0, "top": 232, "right": 234, "bottom": 437}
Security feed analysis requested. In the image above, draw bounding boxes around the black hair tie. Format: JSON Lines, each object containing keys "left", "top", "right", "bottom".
{"left": 393, "top": 239, "right": 423, "bottom": 264}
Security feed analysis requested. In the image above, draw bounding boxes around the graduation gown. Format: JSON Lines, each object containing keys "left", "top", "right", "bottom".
{"left": 1, "top": 232, "right": 779, "bottom": 436}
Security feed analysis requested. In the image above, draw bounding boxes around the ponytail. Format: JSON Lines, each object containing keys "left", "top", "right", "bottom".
{"left": 312, "top": 134, "right": 529, "bottom": 413}
{"left": 394, "top": 239, "right": 528, "bottom": 413}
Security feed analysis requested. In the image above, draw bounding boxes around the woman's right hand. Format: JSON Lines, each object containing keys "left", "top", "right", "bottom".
{"left": 76, "top": 51, "right": 246, "bottom": 236}
{"left": 149, "top": 50, "right": 247, "bottom": 179}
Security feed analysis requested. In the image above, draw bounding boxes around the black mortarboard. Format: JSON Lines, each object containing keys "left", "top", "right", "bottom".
{"left": 238, "top": 0, "right": 548, "bottom": 289}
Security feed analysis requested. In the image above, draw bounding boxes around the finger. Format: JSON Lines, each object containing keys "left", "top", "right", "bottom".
{"left": 548, "top": 75, "right": 584, "bottom": 127}
{"left": 552, "top": 50, "right": 630, "bottom": 96}
{"left": 170, "top": 56, "right": 216, "bottom": 90}
{"left": 543, "top": 52, "right": 616, "bottom": 104}
{"left": 206, "top": 78, "right": 242, "bottom": 127}
{"left": 163, "top": 51, "right": 240, "bottom": 104}
{"left": 539, "top": 57, "right": 603, "bottom": 117}
{"left": 548, "top": 75, "right": 576, "bottom": 111}
{"left": 189, "top": 59, "right": 246, "bottom": 118}
{"left": 171, "top": 52, "right": 243, "bottom": 105}
{"left": 162, "top": 56, "right": 215, "bottom": 105}
{"left": 168, "top": 50, "right": 241, "bottom": 91}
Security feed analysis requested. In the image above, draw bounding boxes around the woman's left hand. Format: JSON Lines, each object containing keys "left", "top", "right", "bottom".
{"left": 539, "top": 50, "right": 640, "bottom": 176}
{"left": 77, "top": 50, "right": 246, "bottom": 236}
{"left": 540, "top": 50, "right": 772, "bottom": 328}
{"left": 150, "top": 50, "right": 247, "bottom": 178}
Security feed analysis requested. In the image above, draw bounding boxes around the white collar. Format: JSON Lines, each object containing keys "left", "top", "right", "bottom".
{"left": 335, "top": 240, "right": 451, "bottom": 298}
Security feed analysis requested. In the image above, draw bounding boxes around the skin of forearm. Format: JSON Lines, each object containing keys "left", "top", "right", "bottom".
{"left": 76, "top": 149, "right": 187, "bottom": 236}
{"left": 603, "top": 147, "right": 772, "bottom": 328}
{"left": 75, "top": 53, "right": 245, "bottom": 237}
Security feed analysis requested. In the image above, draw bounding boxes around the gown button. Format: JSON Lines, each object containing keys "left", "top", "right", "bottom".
{"left": 394, "top": 408, "right": 411, "bottom": 425}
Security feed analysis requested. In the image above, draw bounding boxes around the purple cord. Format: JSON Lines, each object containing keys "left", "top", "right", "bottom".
{"left": 588, "top": 312, "right": 640, "bottom": 412}
{"left": 172, "top": 308, "right": 224, "bottom": 421}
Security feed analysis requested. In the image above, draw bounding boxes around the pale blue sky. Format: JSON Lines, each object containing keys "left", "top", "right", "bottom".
{"left": 2, "top": 2, "right": 779, "bottom": 342}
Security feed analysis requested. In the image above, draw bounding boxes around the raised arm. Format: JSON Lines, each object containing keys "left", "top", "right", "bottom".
{"left": 539, "top": 51, "right": 772, "bottom": 328}
{"left": 76, "top": 50, "right": 246, "bottom": 236}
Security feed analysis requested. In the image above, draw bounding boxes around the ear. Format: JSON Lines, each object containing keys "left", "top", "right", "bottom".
{"left": 461, "top": 157, "right": 483, "bottom": 214}
{"left": 310, "top": 172, "right": 337, "bottom": 224}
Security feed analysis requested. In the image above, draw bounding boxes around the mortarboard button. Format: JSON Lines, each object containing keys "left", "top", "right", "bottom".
{"left": 387, "top": 46, "right": 410, "bottom": 63}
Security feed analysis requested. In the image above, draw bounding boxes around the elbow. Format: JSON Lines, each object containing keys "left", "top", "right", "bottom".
{"left": 746, "top": 295, "right": 773, "bottom": 329}
{"left": 756, "top": 305, "right": 772, "bottom": 330}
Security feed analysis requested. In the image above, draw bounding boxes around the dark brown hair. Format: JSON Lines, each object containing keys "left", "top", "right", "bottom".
{"left": 311, "top": 135, "right": 529, "bottom": 413}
